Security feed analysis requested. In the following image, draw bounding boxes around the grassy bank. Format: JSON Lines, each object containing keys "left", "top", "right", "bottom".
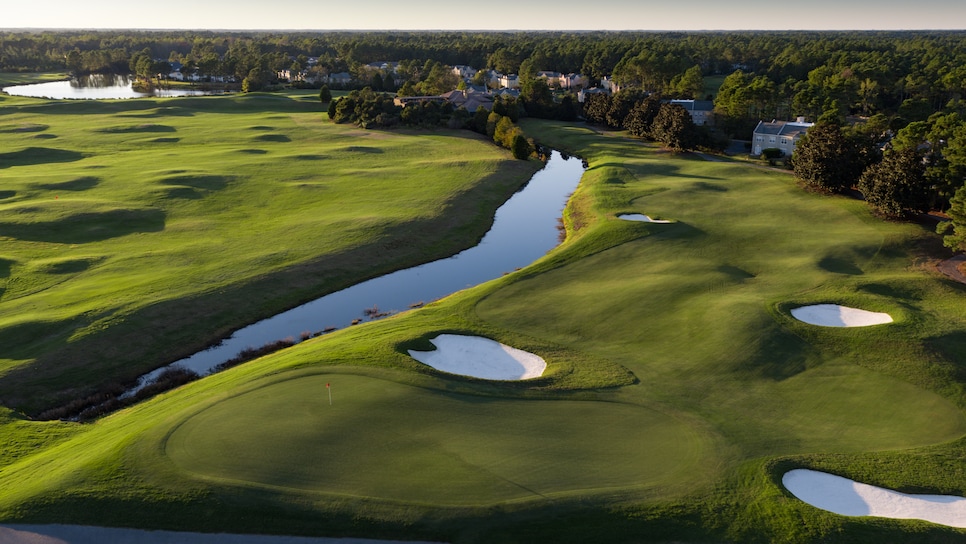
{"left": 0, "top": 119, "right": 964, "bottom": 543}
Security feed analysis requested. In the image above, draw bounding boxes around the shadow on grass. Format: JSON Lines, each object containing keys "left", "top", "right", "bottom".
{"left": 0, "top": 147, "right": 86, "bottom": 169}
{"left": 0, "top": 318, "right": 85, "bottom": 361}
{"left": 345, "top": 146, "right": 383, "bottom": 154}
{"left": 254, "top": 134, "right": 291, "bottom": 142}
{"left": 37, "top": 176, "right": 100, "bottom": 192}
{"left": 0, "top": 208, "right": 165, "bottom": 244}
{"left": 0, "top": 123, "right": 48, "bottom": 133}
{"left": 160, "top": 174, "right": 231, "bottom": 191}
{"left": 0, "top": 190, "right": 16, "bottom": 199}
{"left": 96, "top": 124, "right": 177, "bottom": 134}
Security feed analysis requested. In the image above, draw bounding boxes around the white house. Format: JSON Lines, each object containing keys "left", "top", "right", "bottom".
{"left": 498, "top": 74, "right": 520, "bottom": 89}
{"left": 752, "top": 117, "right": 814, "bottom": 156}
{"left": 601, "top": 76, "right": 621, "bottom": 94}
{"left": 452, "top": 65, "right": 477, "bottom": 79}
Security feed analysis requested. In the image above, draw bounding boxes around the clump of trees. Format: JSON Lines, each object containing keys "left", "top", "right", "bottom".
{"left": 793, "top": 109, "right": 966, "bottom": 222}
{"left": 328, "top": 89, "right": 533, "bottom": 159}
{"left": 583, "top": 91, "right": 705, "bottom": 152}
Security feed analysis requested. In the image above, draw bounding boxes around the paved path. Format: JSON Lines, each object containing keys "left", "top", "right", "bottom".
{"left": 937, "top": 254, "right": 966, "bottom": 285}
{"left": 0, "top": 525, "right": 444, "bottom": 544}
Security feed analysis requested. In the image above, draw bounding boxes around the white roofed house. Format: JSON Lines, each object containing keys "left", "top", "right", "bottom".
{"left": 752, "top": 117, "right": 814, "bottom": 156}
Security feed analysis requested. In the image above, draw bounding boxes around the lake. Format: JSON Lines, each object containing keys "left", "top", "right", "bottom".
{"left": 1, "top": 74, "right": 223, "bottom": 99}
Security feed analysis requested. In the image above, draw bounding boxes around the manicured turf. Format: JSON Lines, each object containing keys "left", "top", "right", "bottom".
{"left": 166, "top": 372, "right": 710, "bottom": 505}
{"left": 1, "top": 115, "right": 966, "bottom": 543}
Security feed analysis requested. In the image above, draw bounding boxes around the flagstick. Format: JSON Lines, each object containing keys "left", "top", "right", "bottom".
{"left": 327, "top": 383, "right": 332, "bottom": 405}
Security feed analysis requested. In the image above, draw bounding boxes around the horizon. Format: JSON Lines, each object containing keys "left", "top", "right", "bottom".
{"left": 5, "top": 1, "right": 966, "bottom": 32}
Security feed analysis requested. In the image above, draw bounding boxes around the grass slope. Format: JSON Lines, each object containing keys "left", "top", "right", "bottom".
{"left": 0, "top": 120, "right": 965, "bottom": 543}
{"left": 0, "top": 89, "right": 539, "bottom": 411}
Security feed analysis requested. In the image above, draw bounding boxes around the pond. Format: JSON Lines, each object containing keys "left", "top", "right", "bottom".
{"left": 132, "top": 150, "right": 585, "bottom": 390}
{"left": 1, "top": 74, "right": 223, "bottom": 99}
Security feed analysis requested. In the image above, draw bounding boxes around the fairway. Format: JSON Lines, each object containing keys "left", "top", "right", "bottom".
{"left": 165, "top": 373, "right": 711, "bottom": 504}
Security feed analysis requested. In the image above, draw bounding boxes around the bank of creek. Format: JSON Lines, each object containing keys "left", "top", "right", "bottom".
{"left": 67, "top": 150, "right": 583, "bottom": 416}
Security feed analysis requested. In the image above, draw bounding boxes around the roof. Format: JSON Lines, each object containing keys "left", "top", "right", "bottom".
{"left": 753, "top": 120, "right": 814, "bottom": 138}
{"left": 669, "top": 99, "right": 714, "bottom": 112}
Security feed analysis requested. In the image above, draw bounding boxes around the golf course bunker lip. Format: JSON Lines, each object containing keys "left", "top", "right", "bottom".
{"left": 790, "top": 304, "right": 893, "bottom": 327}
{"left": 782, "top": 469, "right": 966, "bottom": 528}
{"left": 618, "top": 213, "right": 672, "bottom": 223}
{"left": 408, "top": 334, "right": 546, "bottom": 380}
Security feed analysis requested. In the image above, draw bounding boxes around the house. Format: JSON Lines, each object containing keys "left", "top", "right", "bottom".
{"left": 559, "top": 73, "right": 588, "bottom": 90}
{"left": 752, "top": 117, "right": 814, "bottom": 156}
{"left": 492, "top": 88, "right": 521, "bottom": 99}
{"left": 441, "top": 89, "right": 493, "bottom": 112}
{"left": 601, "top": 76, "right": 621, "bottom": 94}
{"left": 577, "top": 87, "right": 609, "bottom": 103}
{"left": 498, "top": 74, "right": 520, "bottom": 89}
{"left": 452, "top": 65, "right": 477, "bottom": 79}
{"left": 536, "top": 71, "right": 562, "bottom": 86}
{"left": 669, "top": 99, "right": 715, "bottom": 126}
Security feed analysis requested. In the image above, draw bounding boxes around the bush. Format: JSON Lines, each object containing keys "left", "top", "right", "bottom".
{"left": 761, "top": 147, "right": 783, "bottom": 159}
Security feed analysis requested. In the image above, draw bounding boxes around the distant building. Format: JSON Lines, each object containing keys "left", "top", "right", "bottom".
{"left": 577, "top": 87, "right": 609, "bottom": 103}
{"left": 752, "top": 117, "right": 814, "bottom": 156}
{"left": 559, "top": 73, "right": 588, "bottom": 90}
{"left": 536, "top": 71, "right": 562, "bottom": 86}
{"left": 601, "top": 76, "right": 621, "bottom": 94}
{"left": 441, "top": 89, "right": 493, "bottom": 112}
{"left": 452, "top": 65, "right": 477, "bottom": 79}
{"left": 499, "top": 74, "right": 520, "bottom": 89}
{"left": 668, "top": 99, "right": 715, "bottom": 126}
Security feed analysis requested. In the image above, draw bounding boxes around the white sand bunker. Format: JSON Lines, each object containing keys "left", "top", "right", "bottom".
{"left": 618, "top": 213, "right": 672, "bottom": 223}
{"left": 790, "top": 304, "right": 893, "bottom": 327}
{"left": 783, "top": 469, "right": 966, "bottom": 528}
{"left": 408, "top": 334, "right": 546, "bottom": 380}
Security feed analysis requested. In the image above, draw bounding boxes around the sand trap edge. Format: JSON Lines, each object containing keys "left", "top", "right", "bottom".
{"left": 407, "top": 334, "right": 547, "bottom": 381}
{"left": 783, "top": 469, "right": 966, "bottom": 529}
{"left": 790, "top": 304, "right": 893, "bottom": 327}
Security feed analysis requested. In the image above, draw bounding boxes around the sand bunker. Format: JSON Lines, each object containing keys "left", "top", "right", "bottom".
{"left": 618, "top": 213, "right": 672, "bottom": 223}
{"left": 790, "top": 304, "right": 893, "bottom": 327}
{"left": 783, "top": 469, "right": 966, "bottom": 528}
{"left": 408, "top": 334, "right": 546, "bottom": 380}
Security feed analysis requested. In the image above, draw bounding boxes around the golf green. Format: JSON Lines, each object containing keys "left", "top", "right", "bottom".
{"left": 165, "top": 373, "right": 712, "bottom": 505}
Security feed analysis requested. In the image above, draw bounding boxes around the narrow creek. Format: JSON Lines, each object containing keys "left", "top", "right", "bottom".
{"left": 131, "top": 150, "right": 585, "bottom": 392}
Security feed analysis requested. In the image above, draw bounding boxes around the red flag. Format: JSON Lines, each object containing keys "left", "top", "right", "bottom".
{"left": 326, "top": 383, "right": 330, "bottom": 388}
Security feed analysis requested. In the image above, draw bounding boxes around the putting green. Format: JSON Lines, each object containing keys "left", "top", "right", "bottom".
{"left": 165, "top": 373, "right": 712, "bottom": 505}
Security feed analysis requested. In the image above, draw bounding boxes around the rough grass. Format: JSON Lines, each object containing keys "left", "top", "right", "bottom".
{"left": 0, "top": 118, "right": 965, "bottom": 543}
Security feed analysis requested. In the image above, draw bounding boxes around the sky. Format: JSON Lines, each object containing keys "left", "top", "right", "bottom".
{"left": 4, "top": 0, "right": 966, "bottom": 31}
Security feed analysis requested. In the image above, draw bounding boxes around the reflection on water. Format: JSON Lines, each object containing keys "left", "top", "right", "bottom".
{"left": 2, "top": 74, "right": 224, "bottom": 100}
